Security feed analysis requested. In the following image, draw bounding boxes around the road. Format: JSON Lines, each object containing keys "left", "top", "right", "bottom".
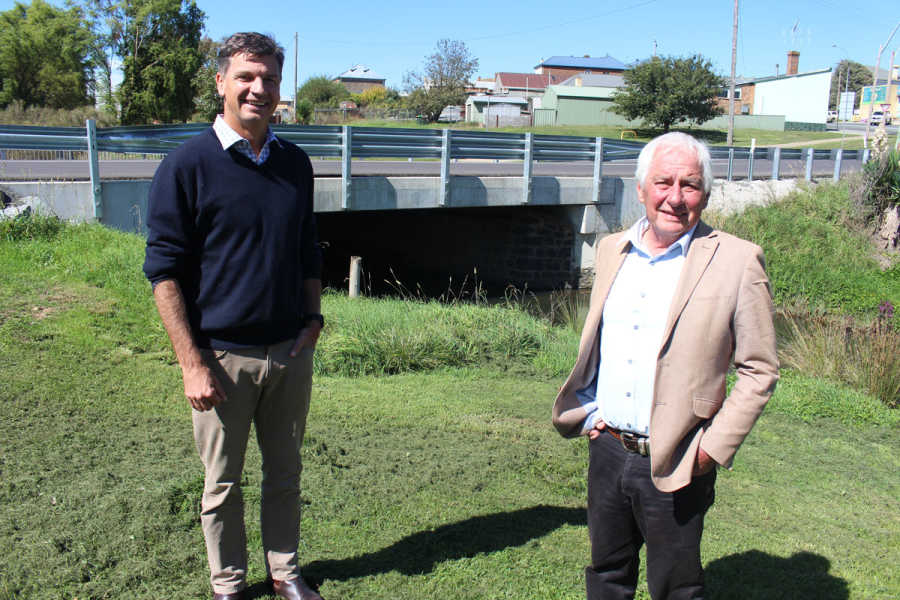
{"left": 0, "top": 157, "right": 853, "bottom": 180}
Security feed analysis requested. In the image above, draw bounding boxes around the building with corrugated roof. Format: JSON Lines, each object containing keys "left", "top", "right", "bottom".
{"left": 333, "top": 65, "right": 386, "bottom": 94}
{"left": 533, "top": 55, "right": 627, "bottom": 78}
{"left": 558, "top": 73, "right": 625, "bottom": 89}
{"left": 494, "top": 72, "right": 564, "bottom": 97}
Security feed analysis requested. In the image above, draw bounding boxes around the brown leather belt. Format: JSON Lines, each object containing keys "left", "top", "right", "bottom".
{"left": 607, "top": 427, "right": 650, "bottom": 456}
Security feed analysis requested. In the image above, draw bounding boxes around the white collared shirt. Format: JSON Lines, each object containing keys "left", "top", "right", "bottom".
{"left": 582, "top": 218, "right": 698, "bottom": 434}
{"left": 212, "top": 114, "right": 280, "bottom": 165}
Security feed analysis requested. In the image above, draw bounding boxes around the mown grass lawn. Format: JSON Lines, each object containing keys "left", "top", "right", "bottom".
{"left": 2, "top": 219, "right": 898, "bottom": 599}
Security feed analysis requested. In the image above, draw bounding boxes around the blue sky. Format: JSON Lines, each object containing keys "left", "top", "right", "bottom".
{"left": 4, "top": 0, "right": 899, "bottom": 98}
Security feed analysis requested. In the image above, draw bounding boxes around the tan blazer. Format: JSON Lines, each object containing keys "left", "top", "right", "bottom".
{"left": 552, "top": 222, "right": 779, "bottom": 492}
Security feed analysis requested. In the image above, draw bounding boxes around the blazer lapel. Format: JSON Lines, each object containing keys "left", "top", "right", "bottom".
{"left": 659, "top": 222, "right": 719, "bottom": 355}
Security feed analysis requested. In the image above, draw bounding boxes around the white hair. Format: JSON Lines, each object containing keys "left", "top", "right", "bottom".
{"left": 634, "top": 132, "right": 713, "bottom": 196}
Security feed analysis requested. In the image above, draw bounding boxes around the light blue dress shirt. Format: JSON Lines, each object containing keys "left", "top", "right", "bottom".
{"left": 582, "top": 217, "right": 698, "bottom": 435}
{"left": 212, "top": 114, "right": 280, "bottom": 165}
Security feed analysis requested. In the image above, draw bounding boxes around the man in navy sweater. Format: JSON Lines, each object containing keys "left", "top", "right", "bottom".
{"left": 143, "top": 32, "right": 324, "bottom": 600}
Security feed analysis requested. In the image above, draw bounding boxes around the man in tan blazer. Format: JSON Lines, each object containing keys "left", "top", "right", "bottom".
{"left": 552, "top": 132, "right": 778, "bottom": 600}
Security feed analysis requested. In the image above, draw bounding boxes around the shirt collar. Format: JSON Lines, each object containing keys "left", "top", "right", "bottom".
{"left": 212, "top": 114, "right": 280, "bottom": 153}
{"left": 624, "top": 217, "right": 698, "bottom": 259}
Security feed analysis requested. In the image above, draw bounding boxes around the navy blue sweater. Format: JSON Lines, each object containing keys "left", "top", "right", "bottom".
{"left": 143, "top": 128, "right": 322, "bottom": 349}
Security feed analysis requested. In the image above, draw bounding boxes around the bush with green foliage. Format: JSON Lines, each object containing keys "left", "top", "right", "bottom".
{"left": 297, "top": 76, "right": 350, "bottom": 108}
{"left": 295, "top": 98, "right": 313, "bottom": 124}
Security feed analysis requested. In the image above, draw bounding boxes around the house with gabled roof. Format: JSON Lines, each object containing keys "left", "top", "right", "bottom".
{"left": 333, "top": 65, "right": 386, "bottom": 94}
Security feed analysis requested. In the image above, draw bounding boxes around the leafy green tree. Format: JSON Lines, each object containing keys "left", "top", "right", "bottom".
{"left": 404, "top": 39, "right": 478, "bottom": 123}
{"left": 830, "top": 60, "right": 872, "bottom": 110}
{"left": 297, "top": 75, "right": 349, "bottom": 107}
{"left": 191, "top": 36, "right": 221, "bottom": 122}
{"left": 611, "top": 54, "right": 723, "bottom": 132}
{"left": 0, "top": 0, "right": 94, "bottom": 109}
{"left": 80, "top": 0, "right": 123, "bottom": 118}
{"left": 404, "top": 87, "right": 462, "bottom": 122}
{"left": 113, "top": 0, "right": 205, "bottom": 124}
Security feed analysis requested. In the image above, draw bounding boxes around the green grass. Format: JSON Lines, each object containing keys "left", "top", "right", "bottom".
{"left": 1, "top": 218, "right": 899, "bottom": 599}
{"left": 706, "top": 181, "right": 900, "bottom": 321}
{"left": 347, "top": 118, "right": 860, "bottom": 147}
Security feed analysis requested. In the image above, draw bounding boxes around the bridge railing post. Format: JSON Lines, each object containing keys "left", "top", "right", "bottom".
{"left": 85, "top": 119, "right": 102, "bottom": 221}
{"left": 440, "top": 129, "right": 451, "bottom": 207}
{"left": 771, "top": 147, "right": 781, "bottom": 181}
{"left": 747, "top": 148, "right": 755, "bottom": 181}
{"left": 341, "top": 125, "right": 352, "bottom": 210}
{"left": 522, "top": 132, "right": 533, "bottom": 204}
{"left": 832, "top": 148, "right": 843, "bottom": 182}
{"left": 805, "top": 147, "right": 814, "bottom": 181}
{"left": 591, "top": 137, "right": 603, "bottom": 203}
{"left": 727, "top": 147, "right": 734, "bottom": 182}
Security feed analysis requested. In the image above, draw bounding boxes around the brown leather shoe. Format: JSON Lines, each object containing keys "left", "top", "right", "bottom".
{"left": 271, "top": 577, "right": 323, "bottom": 600}
{"left": 212, "top": 592, "right": 246, "bottom": 600}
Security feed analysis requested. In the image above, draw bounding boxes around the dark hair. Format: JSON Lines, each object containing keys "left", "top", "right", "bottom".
{"left": 217, "top": 32, "right": 285, "bottom": 74}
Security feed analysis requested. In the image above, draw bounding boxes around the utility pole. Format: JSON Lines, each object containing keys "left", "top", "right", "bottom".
{"left": 864, "top": 21, "right": 900, "bottom": 146}
{"left": 727, "top": 0, "right": 738, "bottom": 146}
{"left": 294, "top": 32, "right": 298, "bottom": 123}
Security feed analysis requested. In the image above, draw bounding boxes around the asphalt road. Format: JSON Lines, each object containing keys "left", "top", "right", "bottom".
{"left": 0, "top": 157, "right": 852, "bottom": 180}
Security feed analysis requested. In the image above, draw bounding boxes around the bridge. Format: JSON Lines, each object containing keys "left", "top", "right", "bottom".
{"left": 0, "top": 123, "right": 869, "bottom": 294}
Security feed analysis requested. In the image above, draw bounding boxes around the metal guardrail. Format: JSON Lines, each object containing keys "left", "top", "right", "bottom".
{"left": 0, "top": 121, "right": 872, "bottom": 213}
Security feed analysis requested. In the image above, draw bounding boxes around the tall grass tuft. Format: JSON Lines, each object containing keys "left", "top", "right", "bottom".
{"left": 314, "top": 291, "right": 578, "bottom": 377}
{"left": 0, "top": 209, "right": 65, "bottom": 242}
{"left": 779, "top": 304, "right": 900, "bottom": 409}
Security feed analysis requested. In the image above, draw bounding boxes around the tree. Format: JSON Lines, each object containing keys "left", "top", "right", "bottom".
{"left": 297, "top": 76, "right": 349, "bottom": 107}
{"left": 404, "top": 39, "right": 478, "bottom": 122}
{"left": 113, "top": 0, "right": 205, "bottom": 124}
{"left": 191, "top": 36, "right": 221, "bottom": 121}
{"left": 611, "top": 55, "right": 723, "bottom": 132}
{"left": 80, "top": 0, "right": 120, "bottom": 117}
{"left": 404, "top": 87, "right": 461, "bottom": 122}
{"left": 0, "top": 0, "right": 94, "bottom": 109}
{"left": 829, "top": 60, "right": 872, "bottom": 110}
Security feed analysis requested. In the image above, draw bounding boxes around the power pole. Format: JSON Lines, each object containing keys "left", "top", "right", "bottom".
{"left": 294, "top": 32, "right": 298, "bottom": 123}
{"left": 864, "top": 21, "right": 900, "bottom": 146}
{"left": 727, "top": 0, "right": 738, "bottom": 146}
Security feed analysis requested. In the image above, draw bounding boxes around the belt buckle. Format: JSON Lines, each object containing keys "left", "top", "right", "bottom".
{"left": 620, "top": 432, "right": 649, "bottom": 456}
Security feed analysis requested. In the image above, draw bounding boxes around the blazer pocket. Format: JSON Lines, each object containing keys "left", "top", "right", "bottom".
{"left": 692, "top": 395, "right": 722, "bottom": 419}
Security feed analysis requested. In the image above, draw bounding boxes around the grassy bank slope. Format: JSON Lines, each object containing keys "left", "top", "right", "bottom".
{"left": 0, "top": 219, "right": 898, "bottom": 599}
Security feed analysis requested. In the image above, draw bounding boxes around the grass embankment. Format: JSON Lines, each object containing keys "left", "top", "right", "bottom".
{"left": 1, "top": 190, "right": 899, "bottom": 599}
{"left": 348, "top": 118, "right": 890, "bottom": 149}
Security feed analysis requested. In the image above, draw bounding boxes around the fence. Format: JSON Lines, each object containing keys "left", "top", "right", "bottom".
{"left": 0, "top": 121, "right": 872, "bottom": 216}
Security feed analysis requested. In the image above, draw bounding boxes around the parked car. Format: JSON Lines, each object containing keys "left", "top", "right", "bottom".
{"left": 827, "top": 110, "right": 837, "bottom": 122}
{"left": 870, "top": 110, "right": 893, "bottom": 125}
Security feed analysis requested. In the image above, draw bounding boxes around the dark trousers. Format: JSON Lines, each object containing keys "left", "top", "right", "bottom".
{"left": 586, "top": 432, "right": 716, "bottom": 600}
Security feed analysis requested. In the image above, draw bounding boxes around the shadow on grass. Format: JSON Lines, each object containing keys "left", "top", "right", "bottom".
{"left": 706, "top": 550, "right": 848, "bottom": 599}
{"left": 302, "top": 504, "right": 586, "bottom": 585}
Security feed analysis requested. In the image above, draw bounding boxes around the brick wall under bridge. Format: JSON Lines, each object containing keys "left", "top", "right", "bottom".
{"left": 317, "top": 205, "right": 591, "bottom": 297}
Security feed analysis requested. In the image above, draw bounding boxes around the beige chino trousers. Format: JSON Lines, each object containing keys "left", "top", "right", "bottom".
{"left": 192, "top": 338, "right": 314, "bottom": 594}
